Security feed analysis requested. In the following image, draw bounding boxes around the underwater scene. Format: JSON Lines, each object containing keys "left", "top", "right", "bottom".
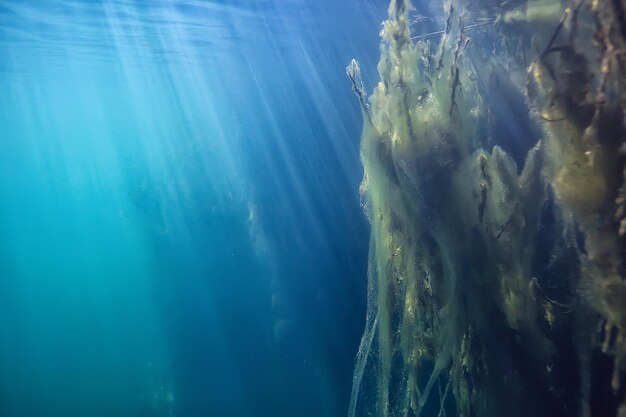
{"left": 2, "top": 0, "right": 626, "bottom": 416}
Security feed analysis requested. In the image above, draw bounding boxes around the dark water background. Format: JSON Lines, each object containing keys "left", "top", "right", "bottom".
{"left": 0, "top": 1, "right": 388, "bottom": 416}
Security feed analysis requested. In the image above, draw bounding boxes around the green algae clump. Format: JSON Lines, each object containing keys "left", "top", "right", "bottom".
{"left": 348, "top": 0, "right": 626, "bottom": 416}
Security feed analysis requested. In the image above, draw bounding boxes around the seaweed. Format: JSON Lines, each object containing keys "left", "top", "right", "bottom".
{"left": 348, "top": 0, "right": 626, "bottom": 415}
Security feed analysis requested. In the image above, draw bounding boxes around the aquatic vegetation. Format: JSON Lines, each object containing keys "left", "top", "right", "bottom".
{"left": 348, "top": 0, "right": 626, "bottom": 415}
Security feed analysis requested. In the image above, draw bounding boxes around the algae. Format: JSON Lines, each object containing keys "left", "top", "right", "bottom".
{"left": 348, "top": 0, "right": 626, "bottom": 415}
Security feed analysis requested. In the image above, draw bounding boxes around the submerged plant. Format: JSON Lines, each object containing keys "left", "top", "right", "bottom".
{"left": 348, "top": 0, "right": 626, "bottom": 415}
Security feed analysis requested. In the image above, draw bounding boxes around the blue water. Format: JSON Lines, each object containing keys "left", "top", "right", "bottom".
{"left": 0, "top": 1, "right": 386, "bottom": 416}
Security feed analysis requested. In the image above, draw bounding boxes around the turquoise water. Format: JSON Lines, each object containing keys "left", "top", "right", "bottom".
{"left": 0, "top": 1, "right": 385, "bottom": 416}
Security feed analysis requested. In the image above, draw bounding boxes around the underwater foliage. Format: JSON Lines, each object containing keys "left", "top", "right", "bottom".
{"left": 348, "top": 0, "right": 626, "bottom": 415}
